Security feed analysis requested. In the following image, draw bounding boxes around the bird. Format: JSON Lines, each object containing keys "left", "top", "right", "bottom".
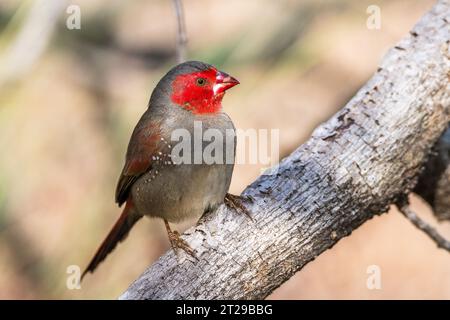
{"left": 81, "top": 61, "right": 249, "bottom": 280}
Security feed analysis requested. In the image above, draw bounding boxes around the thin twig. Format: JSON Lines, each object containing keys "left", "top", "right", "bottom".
{"left": 172, "top": 0, "right": 187, "bottom": 63}
{"left": 397, "top": 203, "right": 450, "bottom": 252}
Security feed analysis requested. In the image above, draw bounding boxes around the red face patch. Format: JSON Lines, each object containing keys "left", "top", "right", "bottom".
{"left": 170, "top": 68, "right": 225, "bottom": 114}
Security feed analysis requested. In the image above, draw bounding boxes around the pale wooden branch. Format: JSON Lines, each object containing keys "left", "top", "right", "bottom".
{"left": 172, "top": 0, "right": 187, "bottom": 63}
{"left": 121, "top": 0, "right": 450, "bottom": 300}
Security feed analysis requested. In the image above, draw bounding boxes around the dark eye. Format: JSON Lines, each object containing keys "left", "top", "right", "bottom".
{"left": 196, "top": 77, "right": 206, "bottom": 86}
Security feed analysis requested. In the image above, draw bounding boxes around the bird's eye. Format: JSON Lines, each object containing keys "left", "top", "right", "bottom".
{"left": 196, "top": 78, "right": 206, "bottom": 86}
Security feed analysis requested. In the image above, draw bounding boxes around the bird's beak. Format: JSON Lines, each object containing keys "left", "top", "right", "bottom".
{"left": 213, "top": 71, "right": 240, "bottom": 95}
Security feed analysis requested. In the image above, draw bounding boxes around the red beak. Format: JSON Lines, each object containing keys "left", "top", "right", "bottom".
{"left": 214, "top": 71, "right": 239, "bottom": 95}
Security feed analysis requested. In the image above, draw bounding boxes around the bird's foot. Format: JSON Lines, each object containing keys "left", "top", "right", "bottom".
{"left": 168, "top": 232, "right": 197, "bottom": 259}
{"left": 224, "top": 193, "right": 254, "bottom": 221}
{"left": 164, "top": 219, "right": 196, "bottom": 258}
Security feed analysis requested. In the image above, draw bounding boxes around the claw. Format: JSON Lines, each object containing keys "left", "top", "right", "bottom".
{"left": 224, "top": 193, "right": 254, "bottom": 221}
{"left": 164, "top": 220, "right": 197, "bottom": 259}
{"left": 168, "top": 230, "right": 196, "bottom": 257}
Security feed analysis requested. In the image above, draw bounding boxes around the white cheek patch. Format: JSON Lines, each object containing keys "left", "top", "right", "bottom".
{"left": 213, "top": 83, "right": 227, "bottom": 95}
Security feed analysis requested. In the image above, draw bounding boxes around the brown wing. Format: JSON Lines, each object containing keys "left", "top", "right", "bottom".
{"left": 115, "top": 119, "right": 161, "bottom": 206}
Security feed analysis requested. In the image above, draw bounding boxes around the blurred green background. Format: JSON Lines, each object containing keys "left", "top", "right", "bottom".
{"left": 1, "top": 0, "right": 448, "bottom": 299}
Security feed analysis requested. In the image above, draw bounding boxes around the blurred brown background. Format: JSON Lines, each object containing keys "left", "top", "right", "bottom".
{"left": 0, "top": 0, "right": 448, "bottom": 299}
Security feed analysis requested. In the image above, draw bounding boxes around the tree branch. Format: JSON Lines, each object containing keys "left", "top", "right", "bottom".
{"left": 121, "top": 0, "right": 450, "bottom": 299}
{"left": 397, "top": 201, "right": 450, "bottom": 251}
{"left": 172, "top": 0, "right": 187, "bottom": 63}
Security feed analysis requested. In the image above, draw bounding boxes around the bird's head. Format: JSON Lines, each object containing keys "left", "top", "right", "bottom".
{"left": 152, "top": 61, "right": 239, "bottom": 115}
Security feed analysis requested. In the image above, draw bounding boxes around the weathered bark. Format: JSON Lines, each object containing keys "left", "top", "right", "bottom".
{"left": 120, "top": 0, "right": 450, "bottom": 300}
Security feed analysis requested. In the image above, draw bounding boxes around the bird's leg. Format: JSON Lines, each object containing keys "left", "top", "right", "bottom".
{"left": 224, "top": 193, "right": 253, "bottom": 221}
{"left": 163, "top": 219, "right": 196, "bottom": 257}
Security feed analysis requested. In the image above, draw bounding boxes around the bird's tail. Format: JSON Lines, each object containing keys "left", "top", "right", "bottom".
{"left": 81, "top": 199, "right": 142, "bottom": 281}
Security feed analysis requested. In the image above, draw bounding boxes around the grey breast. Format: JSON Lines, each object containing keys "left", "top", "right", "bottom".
{"left": 131, "top": 111, "right": 236, "bottom": 223}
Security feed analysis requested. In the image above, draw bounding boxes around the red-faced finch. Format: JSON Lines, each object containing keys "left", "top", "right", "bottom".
{"left": 82, "top": 61, "right": 250, "bottom": 280}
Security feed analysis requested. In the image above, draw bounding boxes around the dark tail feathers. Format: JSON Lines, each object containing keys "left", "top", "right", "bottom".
{"left": 81, "top": 200, "right": 142, "bottom": 281}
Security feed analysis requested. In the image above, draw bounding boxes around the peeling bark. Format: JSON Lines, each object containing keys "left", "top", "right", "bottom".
{"left": 120, "top": 1, "right": 450, "bottom": 300}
